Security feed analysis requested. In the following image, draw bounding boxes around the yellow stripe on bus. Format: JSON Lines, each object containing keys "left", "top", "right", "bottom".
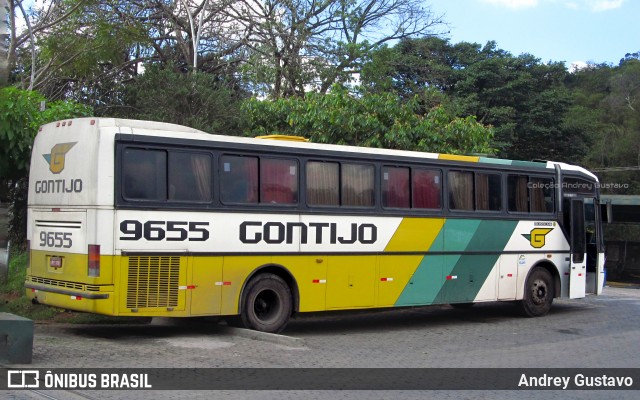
{"left": 438, "top": 154, "right": 480, "bottom": 162}
{"left": 384, "top": 218, "right": 445, "bottom": 252}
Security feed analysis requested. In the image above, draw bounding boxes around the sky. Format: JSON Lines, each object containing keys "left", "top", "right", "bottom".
{"left": 427, "top": 0, "right": 639, "bottom": 68}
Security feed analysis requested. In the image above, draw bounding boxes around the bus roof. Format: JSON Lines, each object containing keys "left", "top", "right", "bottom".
{"left": 48, "top": 117, "right": 597, "bottom": 180}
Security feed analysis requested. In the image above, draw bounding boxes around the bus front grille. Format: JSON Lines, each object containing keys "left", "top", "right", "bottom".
{"left": 126, "top": 256, "right": 180, "bottom": 309}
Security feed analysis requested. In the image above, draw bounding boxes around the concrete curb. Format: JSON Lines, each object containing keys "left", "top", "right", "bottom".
{"left": 607, "top": 281, "right": 640, "bottom": 289}
{"left": 150, "top": 317, "right": 305, "bottom": 348}
{"left": 218, "top": 325, "right": 306, "bottom": 348}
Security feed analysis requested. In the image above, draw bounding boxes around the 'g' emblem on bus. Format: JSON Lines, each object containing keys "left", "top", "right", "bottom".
{"left": 42, "top": 142, "right": 77, "bottom": 174}
{"left": 522, "top": 228, "right": 553, "bottom": 249}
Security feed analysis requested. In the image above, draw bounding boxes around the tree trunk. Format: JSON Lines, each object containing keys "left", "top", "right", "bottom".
{"left": 0, "top": 0, "right": 9, "bottom": 86}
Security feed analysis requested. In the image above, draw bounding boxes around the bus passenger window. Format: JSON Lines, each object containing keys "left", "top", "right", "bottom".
{"left": 531, "top": 177, "right": 554, "bottom": 213}
{"left": 342, "top": 163, "right": 374, "bottom": 207}
{"left": 306, "top": 161, "right": 339, "bottom": 206}
{"left": 261, "top": 158, "right": 298, "bottom": 204}
{"left": 476, "top": 173, "right": 502, "bottom": 211}
{"left": 122, "top": 149, "right": 167, "bottom": 201}
{"left": 220, "top": 155, "right": 258, "bottom": 204}
{"left": 382, "top": 166, "right": 410, "bottom": 208}
{"left": 412, "top": 169, "right": 441, "bottom": 209}
{"left": 169, "top": 152, "right": 212, "bottom": 202}
{"left": 448, "top": 171, "right": 474, "bottom": 211}
{"left": 508, "top": 175, "right": 529, "bottom": 212}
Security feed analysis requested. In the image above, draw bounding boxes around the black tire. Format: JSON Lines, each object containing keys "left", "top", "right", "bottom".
{"left": 520, "top": 267, "right": 554, "bottom": 317}
{"left": 239, "top": 273, "right": 292, "bottom": 333}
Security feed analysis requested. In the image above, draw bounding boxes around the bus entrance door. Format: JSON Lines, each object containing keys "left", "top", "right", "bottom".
{"left": 569, "top": 199, "right": 587, "bottom": 299}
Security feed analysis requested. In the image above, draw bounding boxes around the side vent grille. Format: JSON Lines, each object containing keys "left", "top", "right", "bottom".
{"left": 29, "top": 276, "right": 84, "bottom": 290}
{"left": 126, "top": 256, "right": 180, "bottom": 309}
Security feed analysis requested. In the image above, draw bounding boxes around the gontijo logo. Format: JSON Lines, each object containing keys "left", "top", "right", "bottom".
{"left": 42, "top": 142, "right": 77, "bottom": 174}
{"left": 522, "top": 228, "right": 554, "bottom": 249}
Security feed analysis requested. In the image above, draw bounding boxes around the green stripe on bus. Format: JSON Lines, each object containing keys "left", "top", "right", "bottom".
{"left": 394, "top": 219, "right": 518, "bottom": 306}
{"left": 394, "top": 219, "right": 481, "bottom": 306}
{"left": 511, "top": 160, "right": 548, "bottom": 169}
{"left": 478, "top": 157, "right": 513, "bottom": 165}
{"left": 437, "top": 220, "right": 519, "bottom": 303}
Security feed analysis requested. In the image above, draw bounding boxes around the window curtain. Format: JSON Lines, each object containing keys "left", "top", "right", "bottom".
{"left": 476, "top": 173, "right": 490, "bottom": 210}
{"left": 382, "top": 167, "right": 410, "bottom": 208}
{"left": 342, "top": 164, "right": 374, "bottom": 207}
{"left": 448, "top": 171, "right": 473, "bottom": 210}
{"left": 190, "top": 154, "right": 211, "bottom": 201}
{"left": 261, "top": 159, "right": 297, "bottom": 204}
{"left": 515, "top": 176, "right": 529, "bottom": 212}
{"left": 531, "top": 178, "right": 552, "bottom": 212}
{"left": 306, "top": 162, "right": 339, "bottom": 206}
{"left": 412, "top": 169, "right": 441, "bottom": 209}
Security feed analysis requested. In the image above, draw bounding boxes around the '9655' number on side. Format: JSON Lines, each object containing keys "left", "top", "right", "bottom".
{"left": 119, "top": 220, "right": 210, "bottom": 242}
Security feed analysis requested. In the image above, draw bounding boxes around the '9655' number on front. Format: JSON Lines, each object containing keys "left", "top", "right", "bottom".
{"left": 119, "top": 220, "right": 209, "bottom": 242}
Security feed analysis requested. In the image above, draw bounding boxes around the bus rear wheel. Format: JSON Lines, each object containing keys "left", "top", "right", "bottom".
{"left": 239, "top": 273, "right": 292, "bottom": 333}
{"left": 520, "top": 267, "right": 554, "bottom": 317}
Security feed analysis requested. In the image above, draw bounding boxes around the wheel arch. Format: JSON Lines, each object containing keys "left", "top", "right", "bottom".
{"left": 237, "top": 263, "right": 300, "bottom": 315}
{"left": 527, "top": 259, "right": 561, "bottom": 298}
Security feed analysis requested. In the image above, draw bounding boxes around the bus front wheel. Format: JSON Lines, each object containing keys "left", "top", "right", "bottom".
{"left": 520, "top": 267, "right": 554, "bottom": 317}
{"left": 239, "top": 273, "right": 292, "bottom": 333}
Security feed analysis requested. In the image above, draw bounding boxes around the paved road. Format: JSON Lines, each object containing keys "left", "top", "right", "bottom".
{"left": 3, "top": 286, "right": 640, "bottom": 399}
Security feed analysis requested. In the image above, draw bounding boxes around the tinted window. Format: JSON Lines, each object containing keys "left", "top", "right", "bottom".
{"left": 476, "top": 173, "right": 502, "bottom": 211}
{"left": 123, "top": 148, "right": 167, "bottom": 201}
{"left": 449, "top": 171, "right": 474, "bottom": 211}
{"left": 261, "top": 158, "right": 298, "bottom": 204}
{"left": 412, "top": 169, "right": 441, "bottom": 209}
{"left": 531, "top": 177, "right": 554, "bottom": 213}
{"left": 169, "top": 152, "right": 212, "bottom": 202}
{"left": 508, "top": 175, "right": 529, "bottom": 212}
{"left": 382, "top": 166, "right": 410, "bottom": 208}
{"left": 563, "top": 177, "right": 596, "bottom": 195}
{"left": 306, "top": 161, "right": 339, "bottom": 206}
{"left": 220, "top": 155, "right": 258, "bottom": 204}
{"left": 342, "top": 163, "right": 374, "bottom": 207}
{"left": 508, "top": 175, "right": 555, "bottom": 214}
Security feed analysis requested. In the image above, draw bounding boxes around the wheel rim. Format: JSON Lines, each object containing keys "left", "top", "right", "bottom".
{"left": 253, "top": 289, "right": 281, "bottom": 323}
{"left": 531, "top": 278, "right": 548, "bottom": 305}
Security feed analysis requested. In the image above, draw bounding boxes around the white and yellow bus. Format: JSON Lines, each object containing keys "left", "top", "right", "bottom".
{"left": 25, "top": 118, "right": 605, "bottom": 333}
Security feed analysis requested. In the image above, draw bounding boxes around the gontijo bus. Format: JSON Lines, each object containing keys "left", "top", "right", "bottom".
{"left": 25, "top": 118, "right": 605, "bottom": 333}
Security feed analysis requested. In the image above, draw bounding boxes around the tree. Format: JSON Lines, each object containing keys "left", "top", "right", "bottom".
{"left": 226, "top": 0, "right": 445, "bottom": 98}
{"left": 0, "top": 0, "right": 8, "bottom": 86}
{"left": 242, "top": 85, "right": 494, "bottom": 154}
{"left": 116, "top": 66, "right": 247, "bottom": 135}
{"left": 0, "top": 88, "right": 89, "bottom": 180}
{"left": 571, "top": 56, "right": 640, "bottom": 195}
{"left": 362, "top": 37, "right": 584, "bottom": 162}
{"left": 0, "top": 87, "right": 91, "bottom": 247}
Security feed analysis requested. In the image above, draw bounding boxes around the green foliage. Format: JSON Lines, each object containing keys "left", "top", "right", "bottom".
{"left": 0, "top": 87, "right": 92, "bottom": 180}
{"left": 7, "top": 178, "right": 27, "bottom": 250}
{"left": 0, "top": 87, "right": 91, "bottom": 248}
{"left": 571, "top": 57, "right": 640, "bottom": 195}
{"left": 1, "top": 252, "right": 28, "bottom": 294}
{"left": 0, "top": 252, "right": 57, "bottom": 319}
{"left": 0, "top": 251, "right": 150, "bottom": 322}
{"left": 117, "top": 67, "right": 247, "bottom": 135}
{"left": 362, "top": 38, "right": 583, "bottom": 162}
{"left": 242, "top": 86, "right": 494, "bottom": 155}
